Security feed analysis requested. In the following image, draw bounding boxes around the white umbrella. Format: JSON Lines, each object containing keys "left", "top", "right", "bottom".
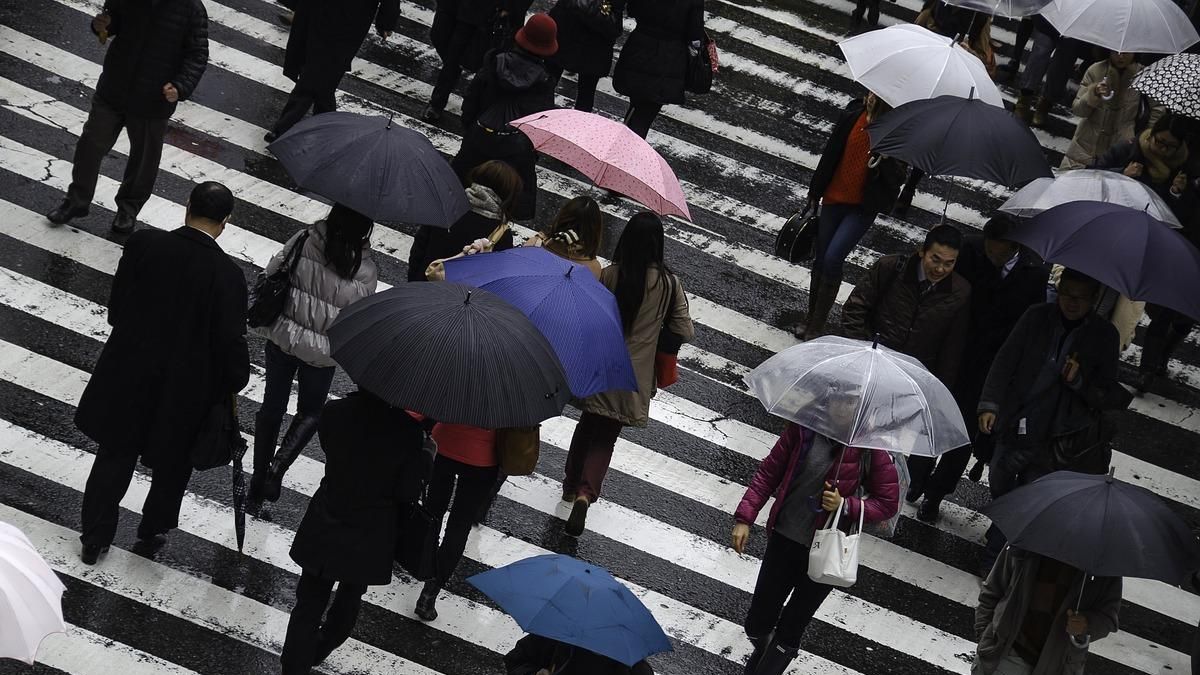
{"left": 0, "top": 521, "right": 67, "bottom": 664}
{"left": 745, "top": 336, "right": 970, "bottom": 457}
{"left": 942, "top": 0, "right": 1052, "bottom": 18}
{"left": 1000, "top": 170, "right": 1183, "bottom": 228}
{"left": 1040, "top": 0, "right": 1199, "bottom": 54}
{"left": 838, "top": 24, "right": 1005, "bottom": 109}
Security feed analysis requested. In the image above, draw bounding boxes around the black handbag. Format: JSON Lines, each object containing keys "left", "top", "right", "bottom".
{"left": 190, "top": 395, "right": 245, "bottom": 471}
{"left": 684, "top": 34, "right": 715, "bottom": 94}
{"left": 774, "top": 204, "right": 819, "bottom": 263}
{"left": 394, "top": 431, "right": 440, "bottom": 580}
{"left": 247, "top": 231, "right": 309, "bottom": 329}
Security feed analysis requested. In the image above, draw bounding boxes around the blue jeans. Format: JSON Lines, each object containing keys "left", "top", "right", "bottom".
{"left": 814, "top": 203, "right": 875, "bottom": 279}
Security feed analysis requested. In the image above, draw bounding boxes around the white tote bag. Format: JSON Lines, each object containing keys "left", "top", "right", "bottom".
{"left": 807, "top": 498, "right": 865, "bottom": 588}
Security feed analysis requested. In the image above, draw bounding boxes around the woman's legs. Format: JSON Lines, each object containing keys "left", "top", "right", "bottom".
{"left": 575, "top": 73, "right": 601, "bottom": 112}
{"left": 415, "top": 456, "right": 457, "bottom": 621}
{"left": 435, "top": 460, "right": 501, "bottom": 587}
{"left": 624, "top": 100, "right": 664, "bottom": 139}
{"left": 744, "top": 532, "right": 812, "bottom": 674}
{"left": 312, "top": 582, "right": 368, "bottom": 665}
{"left": 563, "top": 412, "right": 623, "bottom": 536}
{"left": 252, "top": 342, "right": 300, "bottom": 498}
{"left": 280, "top": 570, "right": 334, "bottom": 674}
{"left": 805, "top": 205, "right": 874, "bottom": 339}
{"left": 261, "top": 358, "right": 334, "bottom": 502}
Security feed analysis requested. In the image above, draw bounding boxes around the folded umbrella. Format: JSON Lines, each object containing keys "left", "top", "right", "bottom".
{"left": 838, "top": 24, "right": 1004, "bottom": 108}
{"left": 511, "top": 109, "right": 691, "bottom": 221}
{"left": 268, "top": 112, "right": 468, "bottom": 227}
{"left": 1040, "top": 0, "right": 1199, "bottom": 54}
{"left": 327, "top": 283, "right": 571, "bottom": 428}
{"left": 1133, "top": 54, "right": 1200, "bottom": 121}
{"left": 0, "top": 521, "right": 67, "bottom": 664}
{"left": 443, "top": 247, "right": 637, "bottom": 398}
{"left": 230, "top": 408, "right": 249, "bottom": 553}
{"left": 999, "top": 170, "right": 1182, "bottom": 228}
{"left": 745, "top": 336, "right": 970, "bottom": 456}
{"left": 941, "top": 0, "right": 1052, "bottom": 18}
{"left": 982, "top": 469, "right": 1200, "bottom": 584}
{"left": 1007, "top": 201, "right": 1200, "bottom": 321}
{"left": 468, "top": 554, "right": 672, "bottom": 667}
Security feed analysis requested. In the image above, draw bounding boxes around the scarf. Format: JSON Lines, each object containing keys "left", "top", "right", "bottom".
{"left": 465, "top": 184, "right": 505, "bottom": 221}
{"left": 1138, "top": 128, "right": 1189, "bottom": 184}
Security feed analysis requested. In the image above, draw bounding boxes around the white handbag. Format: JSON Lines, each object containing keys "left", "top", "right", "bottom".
{"left": 807, "top": 496, "right": 864, "bottom": 588}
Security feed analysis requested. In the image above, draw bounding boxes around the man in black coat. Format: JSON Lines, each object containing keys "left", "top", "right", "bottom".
{"left": 265, "top": 0, "right": 400, "bottom": 140}
{"left": 75, "top": 182, "right": 250, "bottom": 565}
{"left": 906, "top": 216, "right": 1049, "bottom": 523}
{"left": 46, "top": 0, "right": 209, "bottom": 234}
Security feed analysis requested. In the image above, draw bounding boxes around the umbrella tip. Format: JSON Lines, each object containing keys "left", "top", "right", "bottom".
{"left": 968, "top": 86, "right": 975, "bottom": 101}
{"left": 1106, "top": 466, "right": 1115, "bottom": 483}
{"left": 464, "top": 289, "right": 472, "bottom": 305}
{"left": 387, "top": 115, "right": 393, "bottom": 129}
{"left": 566, "top": 266, "right": 573, "bottom": 278}
{"left": 871, "top": 333, "right": 880, "bottom": 349}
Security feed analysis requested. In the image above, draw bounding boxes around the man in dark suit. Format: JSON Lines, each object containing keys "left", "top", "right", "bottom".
{"left": 75, "top": 182, "right": 250, "bottom": 565}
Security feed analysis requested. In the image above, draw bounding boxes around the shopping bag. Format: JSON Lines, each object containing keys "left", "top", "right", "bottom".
{"left": 807, "top": 500, "right": 864, "bottom": 587}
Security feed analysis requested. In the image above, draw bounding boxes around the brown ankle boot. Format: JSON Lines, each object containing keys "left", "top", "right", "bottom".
{"left": 796, "top": 271, "right": 824, "bottom": 338}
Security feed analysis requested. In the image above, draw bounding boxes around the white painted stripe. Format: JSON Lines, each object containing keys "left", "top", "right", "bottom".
{"left": 37, "top": 624, "right": 202, "bottom": 675}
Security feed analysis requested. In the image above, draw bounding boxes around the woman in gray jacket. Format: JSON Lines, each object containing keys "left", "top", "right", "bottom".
{"left": 250, "top": 204, "right": 379, "bottom": 503}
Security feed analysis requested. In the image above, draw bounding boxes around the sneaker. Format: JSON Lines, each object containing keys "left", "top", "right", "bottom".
{"left": 564, "top": 496, "right": 589, "bottom": 537}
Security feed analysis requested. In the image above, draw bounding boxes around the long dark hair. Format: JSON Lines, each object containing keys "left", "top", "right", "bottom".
{"left": 611, "top": 212, "right": 667, "bottom": 335}
{"left": 323, "top": 203, "right": 373, "bottom": 279}
{"left": 544, "top": 196, "right": 603, "bottom": 260}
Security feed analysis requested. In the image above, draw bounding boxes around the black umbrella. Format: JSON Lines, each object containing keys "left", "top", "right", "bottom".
{"left": 867, "top": 94, "right": 1052, "bottom": 187}
{"left": 268, "top": 112, "right": 468, "bottom": 227}
{"left": 328, "top": 283, "right": 571, "bottom": 428}
{"left": 230, "top": 397, "right": 249, "bottom": 552}
{"left": 982, "top": 469, "right": 1200, "bottom": 585}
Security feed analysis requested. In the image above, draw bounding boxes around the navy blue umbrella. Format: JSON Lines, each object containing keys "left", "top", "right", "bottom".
{"left": 268, "top": 112, "right": 468, "bottom": 227}
{"left": 444, "top": 247, "right": 637, "bottom": 398}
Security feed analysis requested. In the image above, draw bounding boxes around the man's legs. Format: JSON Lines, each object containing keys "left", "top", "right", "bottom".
{"left": 137, "top": 458, "right": 194, "bottom": 540}
{"left": 113, "top": 114, "right": 168, "bottom": 222}
{"left": 55, "top": 97, "right": 125, "bottom": 220}
{"left": 80, "top": 445, "right": 139, "bottom": 549}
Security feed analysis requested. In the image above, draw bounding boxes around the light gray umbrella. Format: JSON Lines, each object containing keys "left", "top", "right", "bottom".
{"left": 1000, "top": 170, "right": 1182, "bottom": 228}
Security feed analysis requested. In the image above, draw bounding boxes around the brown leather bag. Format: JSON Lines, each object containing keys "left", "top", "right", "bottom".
{"left": 496, "top": 425, "right": 540, "bottom": 475}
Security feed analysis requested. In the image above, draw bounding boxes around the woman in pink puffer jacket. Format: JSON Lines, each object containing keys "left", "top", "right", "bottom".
{"left": 731, "top": 421, "right": 900, "bottom": 675}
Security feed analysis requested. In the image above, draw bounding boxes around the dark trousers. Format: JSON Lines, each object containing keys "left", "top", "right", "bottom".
{"left": 1020, "top": 31, "right": 1081, "bottom": 103}
{"left": 66, "top": 96, "right": 168, "bottom": 220}
{"left": 423, "top": 455, "right": 500, "bottom": 586}
{"left": 624, "top": 100, "right": 663, "bottom": 139}
{"left": 253, "top": 342, "right": 336, "bottom": 474}
{"left": 80, "top": 445, "right": 193, "bottom": 547}
{"left": 851, "top": 0, "right": 882, "bottom": 26}
{"left": 813, "top": 203, "right": 876, "bottom": 279}
{"left": 908, "top": 445, "right": 973, "bottom": 501}
{"left": 744, "top": 532, "right": 835, "bottom": 648}
{"left": 547, "top": 66, "right": 602, "bottom": 113}
{"left": 563, "top": 411, "right": 624, "bottom": 502}
{"left": 272, "top": 73, "right": 340, "bottom": 137}
{"left": 430, "top": 23, "right": 478, "bottom": 111}
{"left": 280, "top": 570, "right": 367, "bottom": 674}
{"left": 981, "top": 437, "right": 1051, "bottom": 572}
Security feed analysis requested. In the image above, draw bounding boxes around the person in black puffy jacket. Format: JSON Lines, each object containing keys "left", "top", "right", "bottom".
{"left": 546, "top": 0, "right": 627, "bottom": 112}
{"left": 46, "top": 0, "right": 208, "bottom": 234}
{"left": 612, "top": 0, "right": 704, "bottom": 138}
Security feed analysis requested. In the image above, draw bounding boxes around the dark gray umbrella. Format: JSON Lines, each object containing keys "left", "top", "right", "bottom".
{"left": 982, "top": 469, "right": 1200, "bottom": 584}
{"left": 328, "top": 283, "right": 571, "bottom": 428}
{"left": 230, "top": 397, "right": 248, "bottom": 552}
{"left": 268, "top": 112, "right": 468, "bottom": 227}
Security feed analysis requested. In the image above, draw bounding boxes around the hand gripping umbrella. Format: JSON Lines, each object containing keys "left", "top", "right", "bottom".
{"left": 999, "top": 170, "right": 1182, "bottom": 228}
{"left": 443, "top": 247, "right": 637, "bottom": 398}
{"left": 0, "top": 521, "right": 66, "bottom": 664}
{"left": 1133, "top": 54, "right": 1200, "bottom": 121}
{"left": 1040, "top": 0, "right": 1199, "bottom": 54}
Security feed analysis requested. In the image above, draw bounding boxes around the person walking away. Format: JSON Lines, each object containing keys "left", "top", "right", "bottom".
{"left": 46, "top": 0, "right": 208, "bottom": 234}
{"left": 424, "top": 0, "right": 534, "bottom": 122}
{"left": 732, "top": 418, "right": 900, "bottom": 675}
{"left": 281, "top": 389, "right": 430, "bottom": 673}
{"left": 450, "top": 13, "right": 559, "bottom": 221}
{"left": 1013, "top": 16, "right": 1082, "bottom": 128}
{"left": 562, "top": 212, "right": 694, "bottom": 536}
{"left": 974, "top": 546, "right": 1121, "bottom": 675}
{"left": 1061, "top": 52, "right": 1146, "bottom": 170}
{"left": 907, "top": 217, "right": 1048, "bottom": 523}
{"left": 799, "top": 91, "right": 906, "bottom": 339}
{"left": 547, "top": 0, "right": 627, "bottom": 113}
{"left": 264, "top": 0, "right": 400, "bottom": 141}
{"left": 523, "top": 195, "right": 605, "bottom": 277}
{"left": 975, "top": 269, "right": 1130, "bottom": 576}
{"left": 408, "top": 160, "right": 523, "bottom": 280}
{"left": 612, "top": 0, "right": 705, "bottom": 139}
{"left": 74, "top": 182, "right": 249, "bottom": 565}
{"left": 249, "top": 204, "right": 379, "bottom": 504}
{"left": 505, "top": 633, "right": 654, "bottom": 674}
{"left": 840, "top": 225, "right": 972, "bottom": 390}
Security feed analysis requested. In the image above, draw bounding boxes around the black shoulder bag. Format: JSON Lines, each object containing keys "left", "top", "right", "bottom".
{"left": 248, "top": 231, "right": 309, "bottom": 329}
{"left": 774, "top": 202, "right": 818, "bottom": 263}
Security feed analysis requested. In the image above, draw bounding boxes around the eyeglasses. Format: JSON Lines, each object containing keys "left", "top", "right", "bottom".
{"left": 1151, "top": 134, "right": 1182, "bottom": 152}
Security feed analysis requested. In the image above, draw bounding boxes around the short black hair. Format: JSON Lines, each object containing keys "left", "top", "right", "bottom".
{"left": 188, "top": 182, "right": 234, "bottom": 223}
{"left": 982, "top": 215, "right": 1014, "bottom": 242}
{"left": 922, "top": 224, "right": 962, "bottom": 251}
{"left": 1059, "top": 267, "right": 1101, "bottom": 296}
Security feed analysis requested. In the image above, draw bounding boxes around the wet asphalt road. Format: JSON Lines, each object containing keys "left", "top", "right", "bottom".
{"left": 0, "top": 0, "right": 1197, "bottom": 673}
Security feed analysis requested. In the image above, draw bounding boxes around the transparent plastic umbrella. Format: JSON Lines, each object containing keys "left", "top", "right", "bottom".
{"left": 745, "top": 336, "right": 970, "bottom": 457}
{"left": 942, "top": 0, "right": 1052, "bottom": 18}
{"left": 999, "top": 170, "right": 1182, "bottom": 228}
{"left": 0, "top": 521, "right": 66, "bottom": 664}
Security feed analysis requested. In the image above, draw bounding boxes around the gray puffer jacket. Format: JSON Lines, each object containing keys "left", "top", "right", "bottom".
{"left": 252, "top": 222, "right": 377, "bottom": 368}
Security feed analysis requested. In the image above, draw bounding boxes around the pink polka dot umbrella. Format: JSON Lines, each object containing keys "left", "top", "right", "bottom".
{"left": 511, "top": 109, "right": 692, "bottom": 221}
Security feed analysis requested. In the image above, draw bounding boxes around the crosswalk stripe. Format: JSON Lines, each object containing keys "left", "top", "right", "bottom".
{"left": 36, "top": 624, "right": 203, "bottom": 675}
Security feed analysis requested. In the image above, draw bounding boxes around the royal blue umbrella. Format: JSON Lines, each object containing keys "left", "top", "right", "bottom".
{"left": 1007, "top": 201, "right": 1200, "bottom": 322}
{"left": 444, "top": 247, "right": 637, "bottom": 398}
{"left": 468, "top": 554, "right": 672, "bottom": 667}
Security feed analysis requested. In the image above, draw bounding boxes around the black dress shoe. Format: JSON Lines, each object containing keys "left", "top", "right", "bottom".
{"left": 111, "top": 212, "right": 137, "bottom": 234}
{"left": 264, "top": 131, "right": 278, "bottom": 143}
{"left": 916, "top": 497, "right": 941, "bottom": 523}
{"left": 80, "top": 543, "right": 109, "bottom": 565}
{"left": 47, "top": 201, "right": 88, "bottom": 226}
{"left": 421, "top": 105, "right": 442, "bottom": 123}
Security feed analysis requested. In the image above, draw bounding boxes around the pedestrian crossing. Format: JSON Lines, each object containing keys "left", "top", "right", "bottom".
{"left": 0, "top": 0, "right": 1196, "bottom": 673}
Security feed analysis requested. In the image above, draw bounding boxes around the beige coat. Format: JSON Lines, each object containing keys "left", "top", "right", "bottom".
{"left": 1061, "top": 61, "right": 1143, "bottom": 170}
{"left": 581, "top": 265, "right": 695, "bottom": 427}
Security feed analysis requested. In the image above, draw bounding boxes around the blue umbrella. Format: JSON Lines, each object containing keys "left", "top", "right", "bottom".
{"left": 444, "top": 247, "right": 637, "bottom": 398}
{"left": 468, "top": 554, "right": 672, "bottom": 667}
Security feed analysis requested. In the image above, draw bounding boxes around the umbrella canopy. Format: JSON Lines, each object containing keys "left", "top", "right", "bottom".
{"left": 268, "top": 112, "right": 468, "bottom": 227}
{"left": 744, "top": 336, "right": 970, "bottom": 457}
{"left": 868, "top": 95, "right": 1052, "bottom": 187}
{"left": 328, "top": 283, "right": 571, "bottom": 428}
{"left": 1133, "top": 54, "right": 1200, "bottom": 121}
{"left": 1040, "top": 0, "right": 1199, "bottom": 53}
{"left": 999, "top": 170, "right": 1182, "bottom": 228}
{"left": 838, "top": 24, "right": 1004, "bottom": 108}
{"left": 982, "top": 470, "right": 1200, "bottom": 584}
{"left": 468, "top": 554, "right": 672, "bottom": 667}
{"left": 0, "top": 521, "right": 66, "bottom": 664}
{"left": 942, "top": 0, "right": 1052, "bottom": 18}
{"left": 510, "top": 109, "right": 691, "bottom": 221}
{"left": 443, "top": 247, "right": 637, "bottom": 398}
{"left": 1008, "top": 201, "right": 1200, "bottom": 321}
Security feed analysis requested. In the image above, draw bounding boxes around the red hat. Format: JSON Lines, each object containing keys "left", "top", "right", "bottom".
{"left": 515, "top": 13, "right": 558, "bottom": 58}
